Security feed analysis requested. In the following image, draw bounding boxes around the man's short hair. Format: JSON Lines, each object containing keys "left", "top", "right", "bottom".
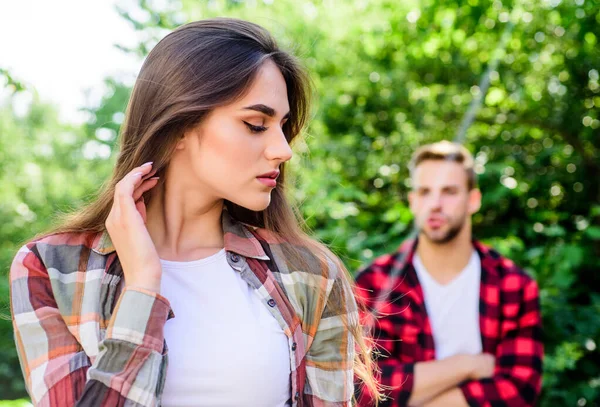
{"left": 408, "top": 141, "right": 477, "bottom": 190}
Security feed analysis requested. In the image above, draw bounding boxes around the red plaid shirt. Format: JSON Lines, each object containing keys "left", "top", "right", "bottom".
{"left": 355, "top": 239, "right": 543, "bottom": 407}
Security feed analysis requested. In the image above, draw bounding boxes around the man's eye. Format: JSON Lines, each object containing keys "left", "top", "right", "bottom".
{"left": 243, "top": 121, "right": 268, "bottom": 133}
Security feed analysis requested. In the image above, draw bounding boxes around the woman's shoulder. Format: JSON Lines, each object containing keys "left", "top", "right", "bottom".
{"left": 249, "top": 225, "right": 344, "bottom": 281}
{"left": 14, "top": 230, "right": 104, "bottom": 272}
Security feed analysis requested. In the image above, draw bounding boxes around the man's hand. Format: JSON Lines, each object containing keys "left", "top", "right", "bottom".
{"left": 467, "top": 353, "right": 496, "bottom": 380}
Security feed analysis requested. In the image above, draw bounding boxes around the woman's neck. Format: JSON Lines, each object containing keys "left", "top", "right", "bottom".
{"left": 145, "top": 181, "right": 225, "bottom": 262}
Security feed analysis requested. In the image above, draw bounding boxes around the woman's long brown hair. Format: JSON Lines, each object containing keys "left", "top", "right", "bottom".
{"left": 49, "top": 18, "right": 381, "bottom": 403}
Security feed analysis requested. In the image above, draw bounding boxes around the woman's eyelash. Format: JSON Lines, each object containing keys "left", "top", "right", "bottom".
{"left": 243, "top": 121, "right": 268, "bottom": 133}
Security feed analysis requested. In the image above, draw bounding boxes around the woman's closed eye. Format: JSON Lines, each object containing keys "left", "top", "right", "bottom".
{"left": 243, "top": 121, "right": 268, "bottom": 133}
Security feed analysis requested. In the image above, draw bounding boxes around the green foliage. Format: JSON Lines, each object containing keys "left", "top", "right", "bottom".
{"left": 0, "top": 69, "right": 25, "bottom": 93}
{"left": 1, "top": 1, "right": 598, "bottom": 404}
{"left": 0, "top": 400, "right": 31, "bottom": 407}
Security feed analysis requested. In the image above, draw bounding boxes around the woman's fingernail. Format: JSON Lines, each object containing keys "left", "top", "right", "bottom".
{"left": 142, "top": 161, "right": 153, "bottom": 167}
{"left": 132, "top": 172, "right": 142, "bottom": 177}
{"left": 149, "top": 177, "right": 160, "bottom": 180}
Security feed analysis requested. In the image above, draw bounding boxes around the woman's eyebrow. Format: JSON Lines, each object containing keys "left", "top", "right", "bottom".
{"left": 242, "top": 104, "right": 290, "bottom": 119}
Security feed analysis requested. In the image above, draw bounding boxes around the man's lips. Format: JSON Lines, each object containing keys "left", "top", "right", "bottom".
{"left": 426, "top": 216, "right": 446, "bottom": 228}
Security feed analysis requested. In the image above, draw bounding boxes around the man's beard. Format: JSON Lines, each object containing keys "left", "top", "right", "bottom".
{"left": 419, "top": 213, "right": 467, "bottom": 245}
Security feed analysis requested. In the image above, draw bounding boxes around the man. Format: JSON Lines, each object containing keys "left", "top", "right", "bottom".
{"left": 356, "top": 141, "right": 543, "bottom": 407}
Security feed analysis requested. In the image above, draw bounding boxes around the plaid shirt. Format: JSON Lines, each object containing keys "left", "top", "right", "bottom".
{"left": 355, "top": 239, "right": 543, "bottom": 407}
{"left": 10, "top": 211, "right": 357, "bottom": 407}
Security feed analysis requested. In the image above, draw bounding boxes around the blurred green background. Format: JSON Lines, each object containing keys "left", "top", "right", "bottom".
{"left": 1, "top": 0, "right": 599, "bottom": 406}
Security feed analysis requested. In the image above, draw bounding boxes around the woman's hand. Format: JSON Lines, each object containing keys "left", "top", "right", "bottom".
{"left": 105, "top": 162, "right": 162, "bottom": 293}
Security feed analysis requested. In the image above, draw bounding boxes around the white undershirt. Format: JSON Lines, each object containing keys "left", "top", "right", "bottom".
{"left": 159, "top": 249, "right": 291, "bottom": 407}
{"left": 413, "top": 250, "right": 483, "bottom": 360}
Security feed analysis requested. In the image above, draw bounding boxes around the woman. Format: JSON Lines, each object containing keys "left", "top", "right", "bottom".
{"left": 10, "top": 18, "right": 380, "bottom": 406}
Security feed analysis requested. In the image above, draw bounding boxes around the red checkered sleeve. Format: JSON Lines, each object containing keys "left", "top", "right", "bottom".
{"left": 10, "top": 241, "right": 171, "bottom": 407}
{"left": 460, "top": 277, "right": 543, "bottom": 407}
{"left": 354, "top": 257, "right": 416, "bottom": 407}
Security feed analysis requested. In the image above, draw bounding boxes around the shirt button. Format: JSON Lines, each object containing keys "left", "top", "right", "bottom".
{"left": 230, "top": 254, "right": 240, "bottom": 263}
{"left": 291, "top": 342, "right": 297, "bottom": 351}
{"left": 267, "top": 299, "right": 276, "bottom": 307}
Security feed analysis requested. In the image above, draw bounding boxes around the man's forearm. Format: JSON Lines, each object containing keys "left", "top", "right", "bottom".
{"left": 407, "top": 355, "right": 471, "bottom": 406}
{"left": 421, "top": 387, "right": 470, "bottom": 407}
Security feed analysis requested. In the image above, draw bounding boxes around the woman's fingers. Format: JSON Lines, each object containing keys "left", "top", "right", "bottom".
{"left": 133, "top": 177, "right": 160, "bottom": 202}
{"left": 135, "top": 197, "right": 148, "bottom": 224}
{"left": 141, "top": 168, "right": 158, "bottom": 181}
{"left": 114, "top": 163, "right": 154, "bottom": 212}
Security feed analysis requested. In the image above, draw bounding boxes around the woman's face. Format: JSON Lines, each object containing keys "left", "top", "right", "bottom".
{"left": 174, "top": 59, "right": 293, "bottom": 211}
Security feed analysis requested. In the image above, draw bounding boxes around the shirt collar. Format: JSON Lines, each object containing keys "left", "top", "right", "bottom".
{"left": 392, "top": 238, "right": 419, "bottom": 272}
{"left": 91, "top": 209, "right": 270, "bottom": 261}
{"left": 396, "top": 238, "right": 499, "bottom": 277}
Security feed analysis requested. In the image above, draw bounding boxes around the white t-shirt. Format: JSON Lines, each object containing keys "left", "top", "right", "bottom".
{"left": 159, "top": 249, "right": 291, "bottom": 407}
{"left": 413, "top": 250, "right": 483, "bottom": 360}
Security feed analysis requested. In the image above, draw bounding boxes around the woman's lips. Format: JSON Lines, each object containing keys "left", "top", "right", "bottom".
{"left": 256, "top": 170, "right": 279, "bottom": 188}
{"left": 257, "top": 177, "right": 277, "bottom": 187}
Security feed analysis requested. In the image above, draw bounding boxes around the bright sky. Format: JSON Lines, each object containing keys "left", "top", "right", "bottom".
{"left": 0, "top": 0, "right": 144, "bottom": 123}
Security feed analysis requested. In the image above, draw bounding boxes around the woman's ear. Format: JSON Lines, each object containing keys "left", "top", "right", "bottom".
{"left": 175, "top": 133, "right": 187, "bottom": 150}
{"left": 177, "top": 125, "right": 202, "bottom": 150}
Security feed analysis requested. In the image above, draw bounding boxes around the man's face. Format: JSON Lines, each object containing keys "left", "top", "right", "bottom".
{"left": 408, "top": 160, "right": 481, "bottom": 245}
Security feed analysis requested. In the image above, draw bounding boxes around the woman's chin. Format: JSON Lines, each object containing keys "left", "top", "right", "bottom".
{"left": 231, "top": 196, "right": 272, "bottom": 213}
